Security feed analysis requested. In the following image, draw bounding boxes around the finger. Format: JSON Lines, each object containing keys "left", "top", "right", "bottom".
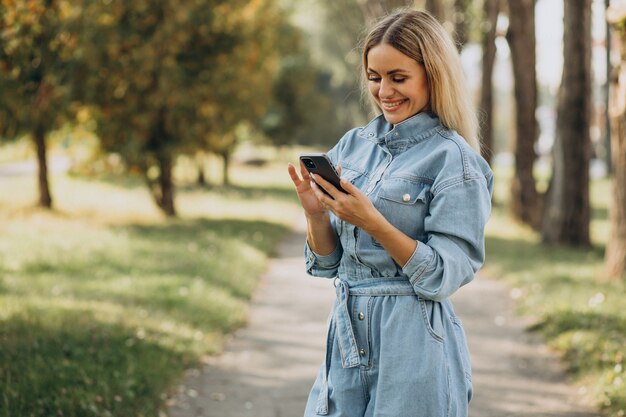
{"left": 311, "top": 173, "right": 342, "bottom": 200}
{"left": 310, "top": 181, "right": 334, "bottom": 208}
{"left": 340, "top": 176, "right": 360, "bottom": 196}
{"left": 287, "top": 163, "right": 302, "bottom": 186}
{"left": 336, "top": 165, "right": 342, "bottom": 176}
{"left": 299, "top": 160, "right": 311, "bottom": 181}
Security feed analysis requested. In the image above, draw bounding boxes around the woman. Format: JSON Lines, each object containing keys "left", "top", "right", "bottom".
{"left": 287, "top": 9, "right": 493, "bottom": 417}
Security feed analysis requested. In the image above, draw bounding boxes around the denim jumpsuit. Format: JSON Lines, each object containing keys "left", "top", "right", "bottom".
{"left": 303, "top": 112, "right": 493, "bottom": 417}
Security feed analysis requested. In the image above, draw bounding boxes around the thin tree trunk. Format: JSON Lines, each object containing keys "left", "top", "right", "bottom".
{"left": 604, "top": 0, "right": 613, "bottom": 175}
{"left": 158, "top": 153, "right": 176, "bottom": 217}
{"left": 221, "top": 150, "right": 231, "bottom": 186}
{"left": 541, "top": 0, "right": 592, "bottom": 246}
{"left": 426, "top": 0, "right": 443, "bottom": 21}
{"left": 33, "top": 123, "right": 52, "bottom": 208}
{"left": 506, "top": 0, "right": 540, "bottom": 228}
{"left": 197, "top": 154, "right": 206, "bottom": 186}
{"left": 480, "top": 0, "right": 499, "bottom": 165}
{"left": 454, "top": 0, "right": 468, "bottom": 50}
{"left": 604, "top": 19, "right": 626, "bottom": 279}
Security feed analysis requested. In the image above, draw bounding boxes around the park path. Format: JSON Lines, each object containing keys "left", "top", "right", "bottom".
{"left": 166, "top": 215, "right": 600, "bottom": 417}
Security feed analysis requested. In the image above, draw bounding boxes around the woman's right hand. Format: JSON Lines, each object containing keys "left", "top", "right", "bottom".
{"left": 287, "top": 161, "right": 327, "bottom": 218}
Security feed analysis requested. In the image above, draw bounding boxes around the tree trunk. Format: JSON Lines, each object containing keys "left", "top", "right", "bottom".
{"left": 157, "top": 153, "right": 176, "bottom": 217}
{"left": 541, "top": 0, "right": 592, "bottom": 247}
{"left": 506, "top": 0, "right": 540, "bottom": 228}
{"left": 33, "top": 123, "right": 52, "bottom": 208}
{"left": 197, "top": 156, "right": 206, "bottom": 186}
{"left": 480, "top": 0, "right": 499, "bottom": 165}
{"left": 221, "top": 150, "right": 231, "bottom": 186}
{"left": 454, "top": 0, "right": 469, "bottom": 50}
{"left": 604, "top": 19, "right": 626, "bottom": 279}
{"left": 425, "top": 0, "right": 443, "bottom": 21}
{"left": 604, "top": 0, "right": 613, "bottom": 175}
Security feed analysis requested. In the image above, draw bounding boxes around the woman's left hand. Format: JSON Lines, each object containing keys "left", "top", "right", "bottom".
{"left": 310, "top": 168, "right": 383, "bottom": 231}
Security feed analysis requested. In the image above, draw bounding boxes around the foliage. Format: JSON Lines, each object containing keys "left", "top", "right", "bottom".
{"left": 261, "top": 22, "right": 351, "bottom": 148}
{"left": 74, "top": 0, "right": 288, "bottom": 213}
{"left": 0, "top": 0, "right": 78, "bottom": 136}
{"left": 0, "top": 0, "right": 82, "bottom": 207}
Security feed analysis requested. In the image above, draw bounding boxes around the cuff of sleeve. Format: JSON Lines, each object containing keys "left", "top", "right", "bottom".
{"left": 305, "top": 240, "right": 343, "bottom": 269}
{"left": 402, "top": 241, "right": 435, "bottom": 285}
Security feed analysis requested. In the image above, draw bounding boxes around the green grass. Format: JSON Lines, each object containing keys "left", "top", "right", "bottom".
{"left": 0, "top": 154, "right": 301, "bottom": 417}
{"left": 484, "top": 175, "right": 626, "bottom": 417}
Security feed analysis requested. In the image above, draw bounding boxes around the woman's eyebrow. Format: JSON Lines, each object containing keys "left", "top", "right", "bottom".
{"left": 387, "top": 69, "right": 409, "bottom": 75}
{"left": 366, "top": 68, "right": 409, "bottom": 75}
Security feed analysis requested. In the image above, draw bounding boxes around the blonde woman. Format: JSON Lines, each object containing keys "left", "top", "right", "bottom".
{"left": 288, "top": 9, "right": 492, "bottom": 417}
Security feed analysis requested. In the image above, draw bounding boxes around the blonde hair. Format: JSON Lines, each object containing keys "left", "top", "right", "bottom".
{"left": 361, "top": 9, "right": 480, "bottom": 151}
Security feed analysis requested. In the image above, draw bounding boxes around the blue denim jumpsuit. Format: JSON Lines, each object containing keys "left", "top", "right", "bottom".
{"left": 303, "top": 112, "right": 493, "bottom": 417}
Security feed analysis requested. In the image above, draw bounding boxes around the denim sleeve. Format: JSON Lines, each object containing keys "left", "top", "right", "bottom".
{"left": 304, "top": 236, "right": 343, "bottom": 278}
{"left": 302, "top": 140, "right": 345, "bottom": 278}
{"left": 402, "top": 176, "right": 492, "bottom": 301}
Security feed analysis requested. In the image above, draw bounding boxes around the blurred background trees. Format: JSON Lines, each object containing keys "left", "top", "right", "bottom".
{"left": 0, "top": 0, "right": 625, "bottom": 278}
{"left": 2, "top": 1, "right": 626, "bottom": 415}
{"left": 604, "top": 2, "right": 626, "bottom": 280}
{"left": 541, "top": 0, "right": 593, "bottom": 246}
{"left": 0, "top": 0, "right": 81, "bottom": 208}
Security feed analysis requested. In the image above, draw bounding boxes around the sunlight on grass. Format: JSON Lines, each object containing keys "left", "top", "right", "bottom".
{"left": 0, "top": 154, "right": 301, "bottom": 416}
{"left": 484, "top": 174, "right": 625, "bottom": 417}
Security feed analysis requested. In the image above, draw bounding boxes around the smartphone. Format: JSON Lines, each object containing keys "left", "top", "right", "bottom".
{"left": 299, "top": 153, "right": 346, "bottom": 196}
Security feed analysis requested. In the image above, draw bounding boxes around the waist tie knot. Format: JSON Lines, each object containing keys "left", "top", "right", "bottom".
{"left": 314, "top": 278, "right": 415, "bottom": 415}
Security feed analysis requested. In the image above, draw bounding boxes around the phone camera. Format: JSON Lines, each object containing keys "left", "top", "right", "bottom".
{"left": 302, "top": 158, "right": 316, "bottom": 169}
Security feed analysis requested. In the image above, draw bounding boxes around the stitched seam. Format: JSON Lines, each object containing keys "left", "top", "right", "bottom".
{"left": 409, "top": 248, "right": 435, "bottom": 285}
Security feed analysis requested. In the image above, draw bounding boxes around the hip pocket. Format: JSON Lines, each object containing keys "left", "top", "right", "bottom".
{"left": 419, "top": 298, "right": 445, "bottom": 344}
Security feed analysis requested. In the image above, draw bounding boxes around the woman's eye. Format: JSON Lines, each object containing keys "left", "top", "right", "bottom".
{"left": 368, "top": 76, "right": 381, "bottom": 82}
{"left": 393, "top": 78, "right": 406, "bottom": 83}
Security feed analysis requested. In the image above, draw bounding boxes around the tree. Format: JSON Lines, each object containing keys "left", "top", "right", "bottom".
{"left": 261, "top": 21, "right": 350, "bottom": 150}
{"left": 77, "top": 0, "right": 283, "bottom": 213}
{"left": 0, "top": 0, "right": 80, "bottom": 208}
{"left": 479, "top": 0, "right": 500, "bottom": 165}
{"left": 541, "top": 0, "right": 592, "bottom": 246}
{"left": 196, "top": 1, "right": 287, "bottom": 186}
{"left": 506, "top": 0, "right": 540, "bottom": 228}
{"left": 604, "top": 3, "right": 626, "bottom": 279}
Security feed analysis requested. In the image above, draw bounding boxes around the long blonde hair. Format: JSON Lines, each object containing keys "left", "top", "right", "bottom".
{"left": 361, "top": 9, "right": 480, "bottom": 151}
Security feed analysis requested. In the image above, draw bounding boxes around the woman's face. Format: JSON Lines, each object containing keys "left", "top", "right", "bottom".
{"left": 366, "top": 43, "right": 430, "bottom": 125}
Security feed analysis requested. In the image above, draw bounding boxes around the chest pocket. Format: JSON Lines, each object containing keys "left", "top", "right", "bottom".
{"left": 339, "top": 164, "right": 368, "bottom": 190}
{"left": 376, "top": 178, "right": 431, "bottom": 241}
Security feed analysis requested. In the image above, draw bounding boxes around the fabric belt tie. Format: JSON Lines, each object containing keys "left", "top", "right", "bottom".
{"left": 315, "top": 278, "right": 416, "bottom": 415}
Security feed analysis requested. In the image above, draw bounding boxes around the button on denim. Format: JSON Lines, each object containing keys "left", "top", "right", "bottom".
{"left": 303, "top": 112, "right": 493, "bottom": 417}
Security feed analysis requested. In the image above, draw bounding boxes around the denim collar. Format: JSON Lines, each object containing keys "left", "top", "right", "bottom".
{"left": 357, "top": 111, "right": 442, "bottom": 149}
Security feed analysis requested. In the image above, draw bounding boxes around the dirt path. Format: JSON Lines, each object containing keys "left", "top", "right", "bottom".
{"left": 167, "top": 216, "right": 600, "bottom": 417}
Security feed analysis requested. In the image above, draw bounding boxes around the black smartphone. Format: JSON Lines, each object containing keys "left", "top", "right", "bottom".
{"left": 299, "top": 153, "right": 346, "bottom": 196}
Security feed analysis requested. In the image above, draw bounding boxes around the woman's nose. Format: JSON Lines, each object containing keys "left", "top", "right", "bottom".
{"left": 379, "top": 78, "right": 394, "bottom": 98}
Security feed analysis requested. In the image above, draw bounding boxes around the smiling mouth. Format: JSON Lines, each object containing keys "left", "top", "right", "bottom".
{"left": 381, "top": 99, "right": 407, "bottom": 112}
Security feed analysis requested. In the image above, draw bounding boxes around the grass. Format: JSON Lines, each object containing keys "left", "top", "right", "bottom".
{"left": 3, "top": 139, "right": 625, "bottom": 416}
{"left": 484, "top": 173, "right": 626, "bottom": 417}
{"left": 0, "top": 151, "right": 302, "bottom": 417}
